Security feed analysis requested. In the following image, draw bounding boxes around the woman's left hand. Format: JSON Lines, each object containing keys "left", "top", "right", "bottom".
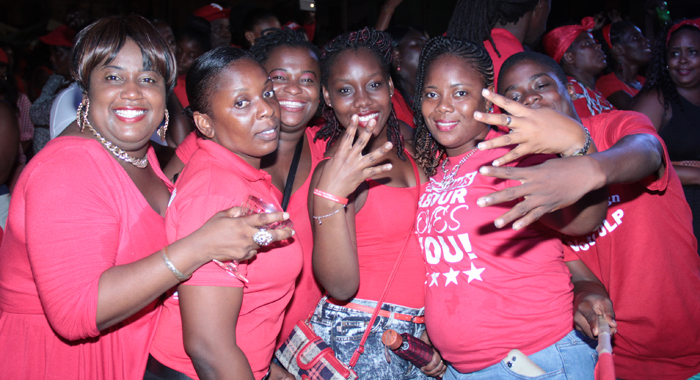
{"left": 420, "top": 331, "right": 447, "bottom": 378}
{"left": 474, "top": 89, "right": 593, "bottom": 167}
{"left": 268, "top": 362, "right": 295, "bottom": 380}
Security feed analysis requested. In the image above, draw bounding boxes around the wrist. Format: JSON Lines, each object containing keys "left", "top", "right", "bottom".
{"left": 560, "top": 126, "right": 591, "bottom": 157}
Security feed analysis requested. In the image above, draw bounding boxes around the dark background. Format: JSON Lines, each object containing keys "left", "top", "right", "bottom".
{"left": 2, "top": 0, "right": 699, "bottom": 45}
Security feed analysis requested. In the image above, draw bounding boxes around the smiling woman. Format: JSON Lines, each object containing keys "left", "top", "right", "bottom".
{"left": 0, "top": 15, "right": 294, "bottom": 380}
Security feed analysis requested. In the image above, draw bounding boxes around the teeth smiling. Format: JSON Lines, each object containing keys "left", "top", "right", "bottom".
{"left": 115, "top": 109, "right": 146, "bottom": 118}
{"left": 259, "top": 129, "right": 276, "bottom": 135}
{"left": 358, "top": 113, "right": 379, "bottom": 122}
{"left": 279, "top": 101, "right": 304, "bottom": 108}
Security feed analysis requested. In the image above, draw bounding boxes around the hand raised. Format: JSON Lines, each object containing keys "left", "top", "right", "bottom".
{"left": 316, "top": 115, "right": 394, "bottom": 198}
{"left": 474, "top": 89, "right": 592, "bottom": 167}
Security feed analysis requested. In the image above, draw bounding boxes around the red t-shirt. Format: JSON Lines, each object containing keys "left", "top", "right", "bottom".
{"left": 173, "top": 74, "right": 189, "bottom": 108}
{"left": 568, "top": 76, "right": 615, "bottom": 119}
{"left": 392, "top": 90, "right": 415, "bottom": 128}
{"left": 595, "top": 72, "right": 646, "bottom": 99}
{"left": 0, "top": 138, "right": 170, "bottom": 379}
{"left": 416, "top": 129, "right": 573, "bottom": 373}
{"left": 274, "top": 126, "right": 326, "bottom": 348}
{"left": 175, "top": 130, "right": 199, "bottom": 163}
{"left": 485, "top": 28, "right": 524, "bottom": 91}
{"left": 151, "top": 139, "right": 303, "bottom": 380}
{"left": 563, "top": 111, "right": 700, "bottom": 380}
{"left": 350, "top": 153, "right": 427, "bottom": 309}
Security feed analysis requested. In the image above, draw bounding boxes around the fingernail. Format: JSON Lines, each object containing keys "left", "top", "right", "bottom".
{"left": 492, "top": 160, "right": 500, "bottom": 167}
{"left": 482, "top": 88, "right": 490, "bottom": 96}
{"left": 291, "top": 229, "right": 295, "bottom": 236}
{"left": 494, "top": 219, "right": 504, "bottom": 228}
{"left": 474, "top": 111, "right": 483, "bottom": 119}
{"left": 477, "top": 197, "right": 487, "bottom": 207}
{"left": 513, "top": 222, "right": 522, "bottom": 230}
{"left": 477, "top": 142, "right": 486, "bottom": 150}
{"left": 283, "top": 212, "right": 290, "bottom": 219}
{"left": 479, "top": 166, "right": 489, "bottom": 174}
{"left": 386, "top": 164, "right": 393, "bottom": 170}
{"left": 384, "top": 142, "right": 392, "bottom": 149}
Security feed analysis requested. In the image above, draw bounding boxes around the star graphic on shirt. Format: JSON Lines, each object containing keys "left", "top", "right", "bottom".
{"left": 429, "top": 272, "right": 440, "bottom": 287}
{"left": 443, "top": 268, "right": 460, "bottom": 286}
{"left": 463, "top": 263, "right": 485, "bottom": 283}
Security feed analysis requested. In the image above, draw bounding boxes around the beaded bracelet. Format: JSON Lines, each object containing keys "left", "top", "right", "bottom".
{"left": 162, "top": 246, "right": 191, "bottom": 282}
{"left": 312, "top": 205, "right": 347, "bottom": 225}
{"left": 313, "top": 188, "right": 349, "bottom": 205}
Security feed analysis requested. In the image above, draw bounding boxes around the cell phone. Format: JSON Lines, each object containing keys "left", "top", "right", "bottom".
{"left": 502, "top": 349, "right": 546, "bottom": 376}
{"left": 299, "top": 0, "right": 315, "bottom": 11}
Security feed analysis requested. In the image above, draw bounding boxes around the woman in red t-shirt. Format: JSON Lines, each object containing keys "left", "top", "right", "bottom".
{"left": 412, "top": 36, "right": 606, "bottom": 379}
{"left": 308, "top": 27, "right": 445, "bottom": 379}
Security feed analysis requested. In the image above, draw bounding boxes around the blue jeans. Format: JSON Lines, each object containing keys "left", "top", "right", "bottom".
{"left": 443, "top": 330, "right": 597, "bottom": 380}
{"left": 310, "top": 296, "right": 429, "bottom": 380}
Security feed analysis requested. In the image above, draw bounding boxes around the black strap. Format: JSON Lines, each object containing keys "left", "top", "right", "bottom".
{"left": 281, "top": 137, "right": 304, "bottom": 211}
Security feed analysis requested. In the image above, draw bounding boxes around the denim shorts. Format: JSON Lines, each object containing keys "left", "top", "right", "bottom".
{"left": 310, "top": 296, "right": 429, "bottom": 380}
{"left": 443, "top": 330, "right": 597, "bottom": 380}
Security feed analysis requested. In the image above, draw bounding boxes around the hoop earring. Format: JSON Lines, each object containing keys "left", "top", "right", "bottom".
{"left": 76, "top": 99, "right": 90, "bottom": 132}
{"left": 157, "top": 109, "right": 169, "bottom": 142}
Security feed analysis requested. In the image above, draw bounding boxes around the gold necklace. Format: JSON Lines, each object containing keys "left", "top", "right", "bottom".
{"left": 440, "top": 147, "right": 478, "bottom": 189}
{"left": 84, "top": 119, "right": 149, "bottom": 169}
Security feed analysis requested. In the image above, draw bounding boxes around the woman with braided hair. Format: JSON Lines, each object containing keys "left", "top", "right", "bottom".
{"left": 413, "top": 36, "right": 603, "bottom": 379}
{"left": 308, "top": 27, "right": 445, "bottom": 379}
{"left": 594, "top": 21, "right": 651, "bottom": 110}
{"left": 633, "top": 18, "right": 700, "bottom": 253}
{"left": 446, "top": 0, "right": 550, "bottom": 87}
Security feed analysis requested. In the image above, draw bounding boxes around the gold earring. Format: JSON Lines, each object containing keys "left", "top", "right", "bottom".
{"left": 158, "top": 109, "right": 169, "bottom": 142}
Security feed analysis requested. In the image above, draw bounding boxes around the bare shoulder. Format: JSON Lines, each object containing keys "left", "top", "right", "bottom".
{"left": 631, "top": 89, "right": 668, "bottom": 131}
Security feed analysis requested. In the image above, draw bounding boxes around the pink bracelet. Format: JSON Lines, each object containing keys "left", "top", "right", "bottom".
{"left": 313, "top": 188, "right": 348, "bottom": 205}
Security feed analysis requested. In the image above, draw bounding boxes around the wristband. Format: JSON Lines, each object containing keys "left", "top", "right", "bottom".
{"left": 162, "top": 246, "right": 191, "bottom": 282}
{"left": 313, "top": 188, "right": 349, "bottom": 205}
{"left": 571, "top": 126, "right": 592, "bottom": 157}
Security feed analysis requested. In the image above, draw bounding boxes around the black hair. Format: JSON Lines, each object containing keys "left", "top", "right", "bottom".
{"left": 497, "top": 51, "right": 568, "bottom": 94}
{"left": 241, "top": 8, "right": 279, "bottom": 34}
{"left": 178, "top": 25, "right": 212, "bottom": 53}
{"left": 413, "top": 36, "right": 494, "bottom": 176}
{"left": 641, "top": 21, "right": 700, "bottom": 112}
{"left": 385, "top": 26, "right": 422, "bottom": 107}
{"left": 249, "top": 27, "right": 321, "bottom": 65}
{"left": 594, "top": 21, "right": 637, "bottom": 73}
{"left": 185, "top": 46, "right": 255, "bottom": 117}
{"left": 446, "top": 0, "right": 540, "bottom": 58}
{"left": 316, "top": 27, "right": 404, "bottom": 159}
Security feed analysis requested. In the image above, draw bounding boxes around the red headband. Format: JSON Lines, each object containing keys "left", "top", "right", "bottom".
{"left": 602, "top": 24, "right": 612, "bottom": 49}
{"left": 666, "top": 18, "right": 700, "bottom": 45}
{"left": 39, "top": 25, "right": 76, "bottom": 48}
{"left": 194, "top": 3, "right": 230, "bottom": 22}
{"left": 543, "top": 16, "right": 596, "bottom": 63}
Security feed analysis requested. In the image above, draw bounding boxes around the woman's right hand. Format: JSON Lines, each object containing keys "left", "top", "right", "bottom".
{"left": 187, "top": 207, "right": 295, "bottom": 263}
{"left": 315, "top": 115, "right": 394, "bottom": 198}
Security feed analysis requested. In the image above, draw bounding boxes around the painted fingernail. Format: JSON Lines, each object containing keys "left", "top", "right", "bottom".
{"left": 386, "top": 164, "right": 393, "bottom": 170}
{"left": 384, "top": 142, "right": 392, "bottom": 149}
{"left": 494, "top": 218, "right": 504, "bottom": 228}
{"left": 477, "top": 197, "right": 487, "bottom": 207}
{"left": 513, "top": 222, "right": 522, "bottom": 230}
{"left": 283, "top": 212, "right": 290, "bottom": 219}
{"left": 492, "top": 160, "right": 500, "bottom": 167}
{"left": 474, "top": 111, "right": 483, "bottom": 119}
{"left": 479, "top": 166, "right": 489, "bottom": 174}
{"left": 477, "top": 142, "right": 487, "bottom": 150}
{"left": 482, "top": 88, "right": 490, "bottom": 96}
{"left": 291, "top": 229, "right": 296, "bottom": 236}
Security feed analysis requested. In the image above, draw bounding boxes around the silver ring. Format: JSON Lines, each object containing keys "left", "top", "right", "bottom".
{"left": 253, "top": 229, "right": 273, "bottom": 246}
{"left": 505, "top": 115, "right": 512, "bottom": 126}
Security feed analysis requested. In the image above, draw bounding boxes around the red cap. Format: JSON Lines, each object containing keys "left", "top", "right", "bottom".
{"left": 39, "top": 25, "right": 76, "bottom": 48}
{"left": 602, "top": 24, "right": 612, "bottom": 49}
{"left": 283, "top": 21, "right": 302, "bottom": 31}
{"left": 666, "top": 18, "right": 700, "bottom": 45}
{"left": 542, "top": 17, "right": 596, "bottom": 63}
{"left": 194, "top": 3, "right": 230, "bottom": 22}
{"left": 0, "top": 48, "right": 8, "bottom": 65}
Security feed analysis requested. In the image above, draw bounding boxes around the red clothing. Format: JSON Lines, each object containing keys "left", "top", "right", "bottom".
{"left": 595, "top": 72, "right": 645, "bottom": 98}
{"left": 0, "top": 137, "right": 170, "bottom": 379}
{"left": 416, "top": 129, "right": 573, "bottom": 373}
{"left": 173, "top": 75, "right": 189, "bottom": 108}
{"left": 175, "top": 130, "right": 198, "bottom": 163}
{"left": 568, "top": 76, "right": 614, "bottom": 119}
{"left": 563, "top": 111, "right": 700, "bottom": 380}
{"left": 274, "top": 126, "right": 326, "bottom": 348}
{"left": 350, "top": 153, "right": 426, "bottom": 309}
{"left": 392, "top": 90, "right": 415, "bottom": 128}
{"left": 151, "top": 139, "right": 303, "bottom": 380}
{"left": 485, "top": 28, "right": 524, "bottom": 90}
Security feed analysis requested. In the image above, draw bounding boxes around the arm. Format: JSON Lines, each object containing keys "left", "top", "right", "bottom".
{"left": 309, "top": 117, "right": 393, "bottom": 300}
{"left": 179, "top": 285, "right": 253, "bottom": 380}
{"left": 670, "top": 163, "right": 700, "bottom": 186}
{"left": 630, "top": 89, "right": 669, "bottom": 132}
{"left": 0, "top": 102, "right": 19, "bottom": 185}
{"left": 566, "top": 260, "right": 617, "bottom": 338}
{"left": 166, "top": 93, "right": 193, "bottom": 147}
{"left": 418, "top": 331, "right": 447, "bottom": 378}
{"left": 375, "top": 0, "right": 403, "bottom": 31}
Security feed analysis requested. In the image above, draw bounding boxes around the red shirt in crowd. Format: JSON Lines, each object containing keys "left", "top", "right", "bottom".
{"left": 563, "top": 111, "right": 700, "bottom": 380}
{"left": 595, "top": 72, "right": 645, "bottom": 99}
{"left": 568, "top": 76, "right": 615, "bottom": 119}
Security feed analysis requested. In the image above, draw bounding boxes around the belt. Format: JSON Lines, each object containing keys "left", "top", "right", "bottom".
{"left": 327, "top": 299, "right": 425, "bottom": 324}
{"left": 146, "top": 355, "right": 194, "bottom": 380}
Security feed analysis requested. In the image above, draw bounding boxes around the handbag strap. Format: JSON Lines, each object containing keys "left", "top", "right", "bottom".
{"left": 348, "top": 150, "right": 422, "bottom": 368}
{"left": 281, "top": 136, "right": 305, "bottom": 211}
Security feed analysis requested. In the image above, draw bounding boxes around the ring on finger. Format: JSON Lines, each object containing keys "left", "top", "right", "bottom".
{"left": 505, "top": 115, "right": 512, "bottom": 126}
{"left": 253, "top": 228, "right": 273, "bottom": 247}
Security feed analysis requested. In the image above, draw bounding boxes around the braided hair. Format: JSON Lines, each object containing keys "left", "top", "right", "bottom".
{"left": 446, "top": 0, "right": 539, "bottom": 58}
{"left": 317, "top": 27, "right": 404, "bottom": 159}
{"left": 595, "top": 21, "right": 636, "bottom": 73}
{"left": 249, "top": 27, "right": 321, "bottom": 65}
{"left": 640, "top": 21, "right": 700, "bottom": 112}
{"left": 412, "top": 36, "right": 494, "bottom": 176}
